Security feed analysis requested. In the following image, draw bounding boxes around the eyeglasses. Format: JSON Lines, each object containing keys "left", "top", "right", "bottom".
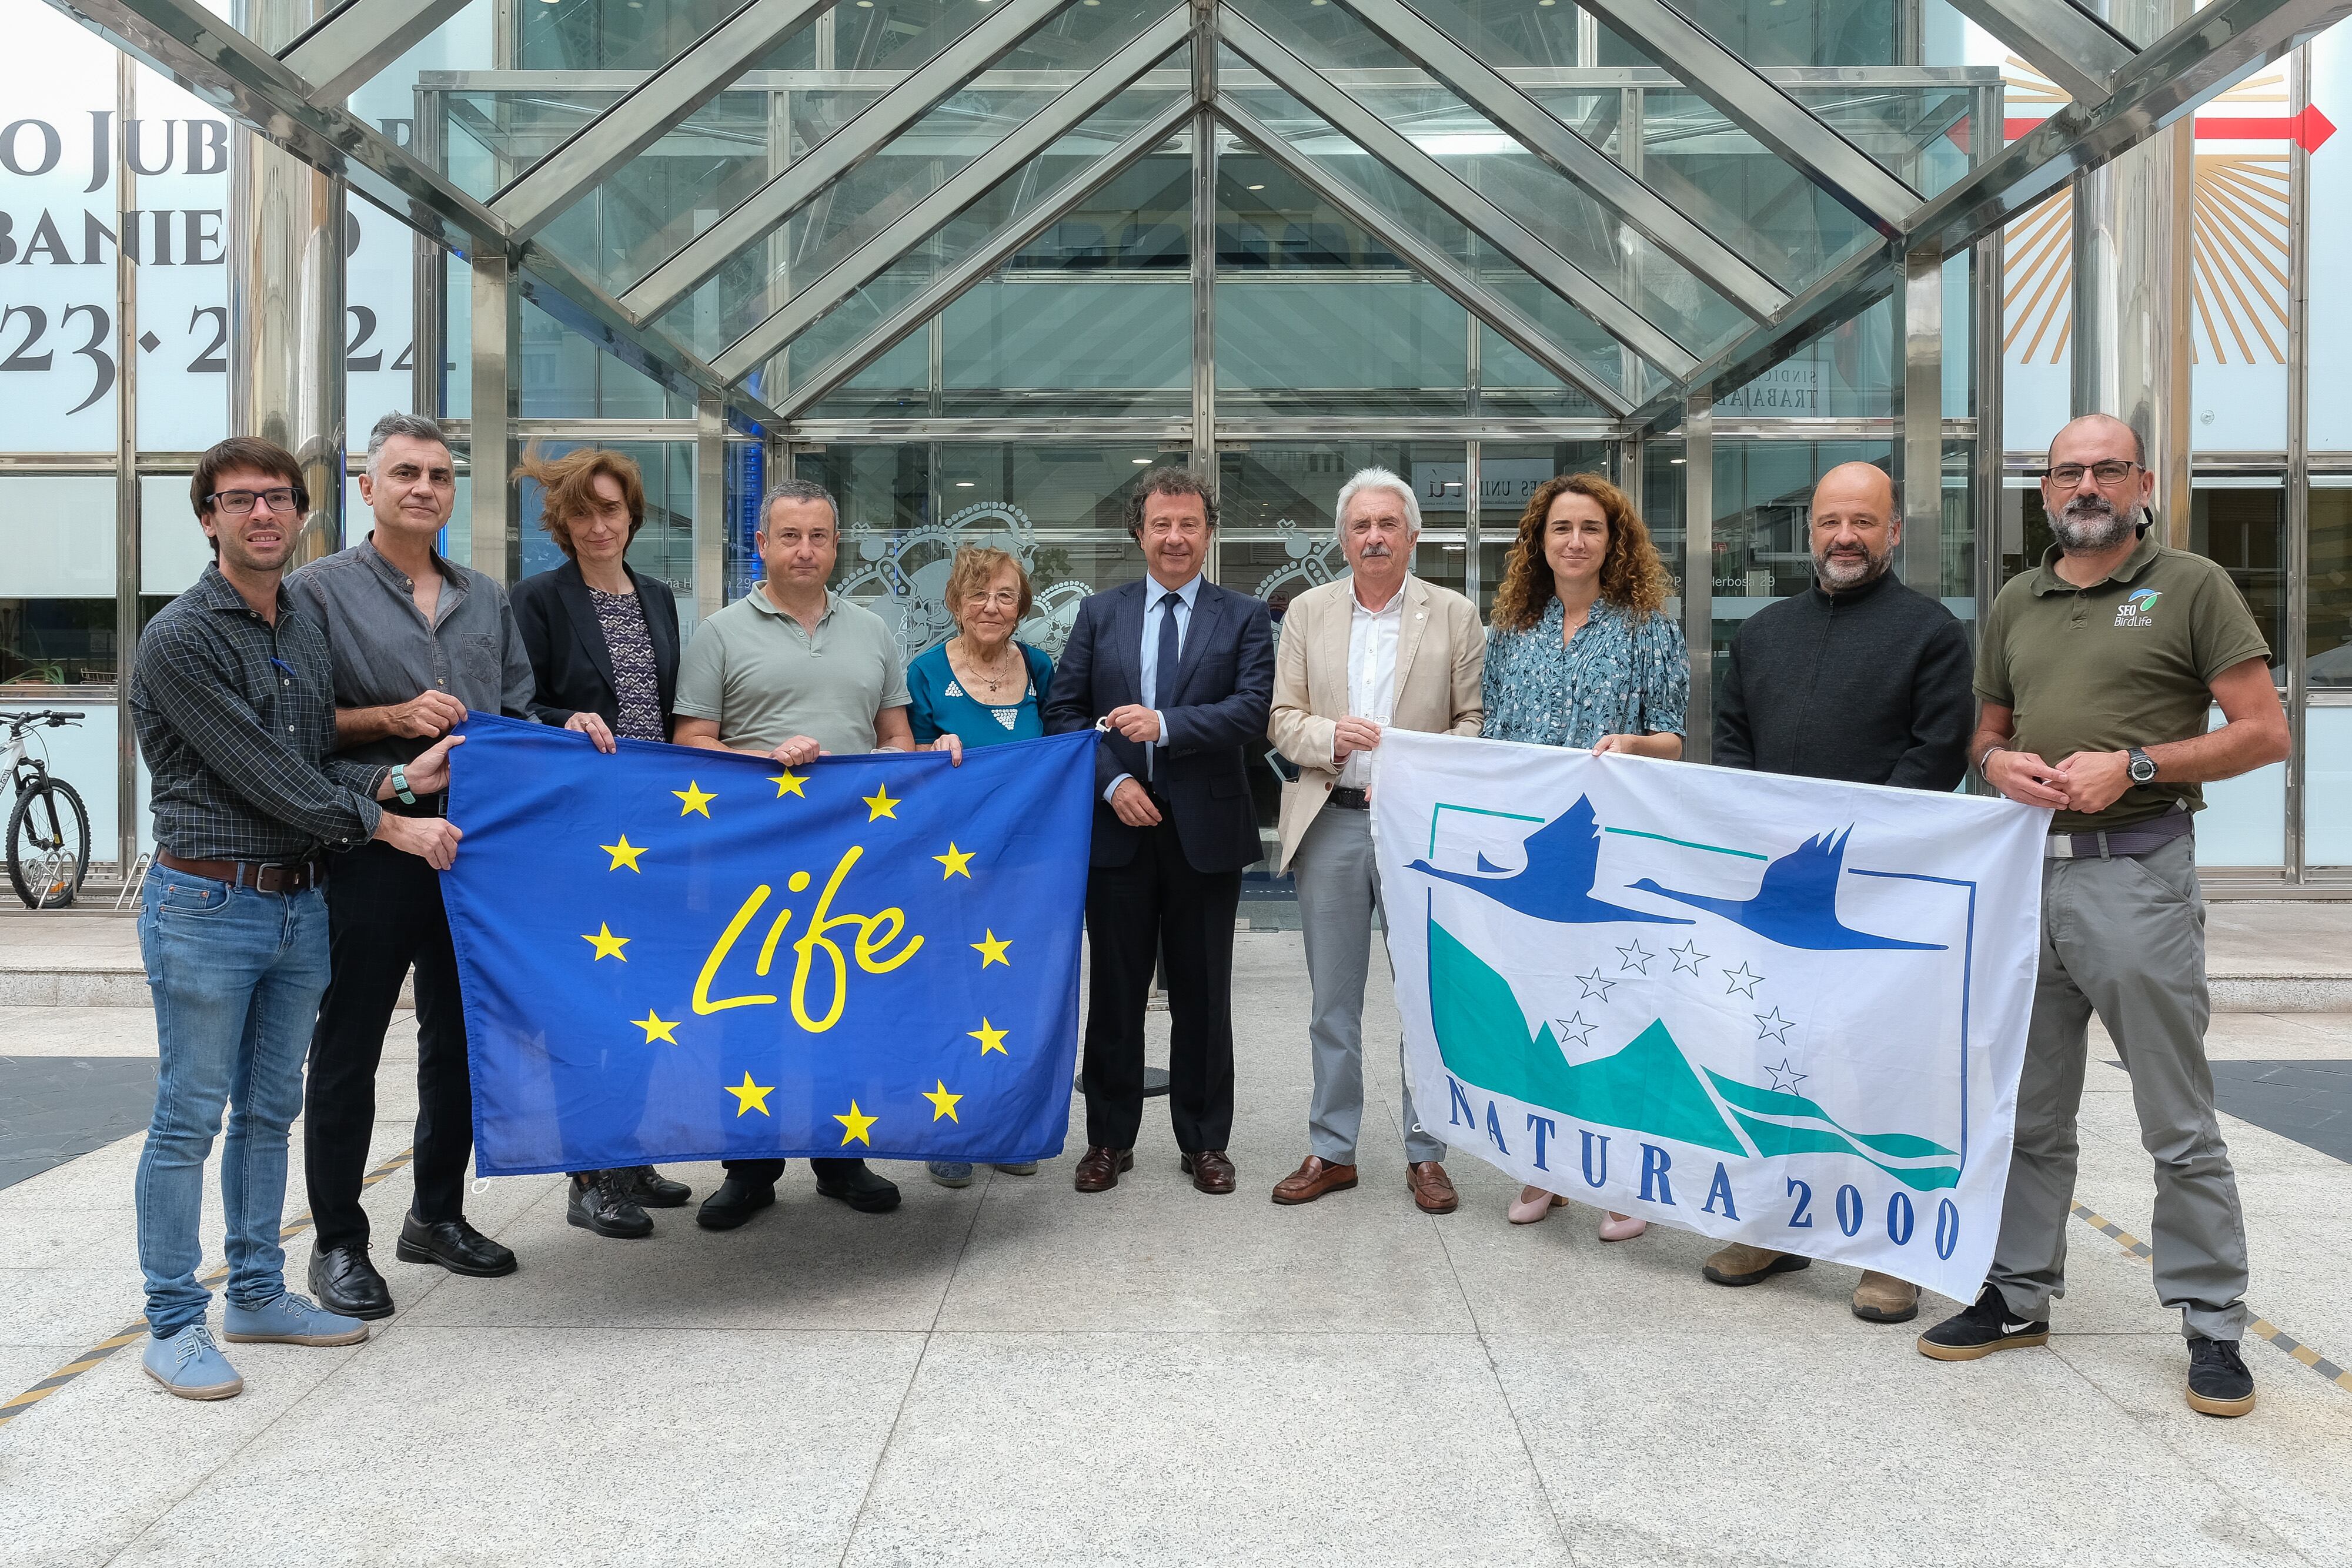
{"left": 208, "top": 487, "right": 301, "bottom": 516}
{"left": 2043, "top": 460, "right": 2141, "bottom": 488}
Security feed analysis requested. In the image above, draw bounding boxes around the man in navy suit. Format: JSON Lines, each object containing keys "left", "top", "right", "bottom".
{"left": 1045, "top": 467, "right": 1275, "bottom": 1195}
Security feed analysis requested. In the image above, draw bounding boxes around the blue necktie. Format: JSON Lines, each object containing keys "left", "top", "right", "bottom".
{"left": 1153, "top": 590, "right": 1182, "bottom": 710}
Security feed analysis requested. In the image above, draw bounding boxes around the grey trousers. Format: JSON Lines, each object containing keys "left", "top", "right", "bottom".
{"left": 1986, "top": 835, "right": 2250, "bottom": 1341}
{"left": 1294, "top": 804, "right": 1445, "bottom": 1166}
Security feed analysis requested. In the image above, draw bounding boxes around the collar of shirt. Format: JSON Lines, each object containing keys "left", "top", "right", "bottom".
{"left": 1351, "top": 578, "right": 1407, "bottom": 621}
{"left": 1146, "top": 572, "right": 1204, "bottom": 611}
{"left": 2029, "top": 526, "right": 2160, "bottom": 596}
{"left": 193, "top": 561, "right": 295, "bottom": 623}
{"left": 362, "top": 533, "right": 466, "bottom": 614}
{"left": 749, "top": 584, "right": 839, "bottom": 624}
{"left": 1808, "top": 567, "right": 1896, "bottom": 609}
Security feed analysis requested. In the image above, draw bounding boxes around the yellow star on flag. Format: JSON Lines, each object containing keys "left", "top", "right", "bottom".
{"left": 835, "top": 1101, "right": 878, "bottom": 1145}
{"left": 923, "top": 1081, "right": 963, "bottom": 1122}
{"left": 971, "top": 930, "right": 1011, "bottom": 968}
{"left": 969, "top": 1019, "right": 1008, "bottom": 1055}
{"left": 767, "top": 770, "right": 807, "bottom": 798}
{"left": 673, "top": 780, "right": 716, "bottom": 817}
{"left": 583, "top": 923, "right": 629, "bottom": 961}
{"left": 863, "top": 783, "right": 899, "bottom": 821}
{"left": 633, "top": 1009, "right": 679, "bottom": 1045}
{"left": 726, "top": 1072, "right": 773, "bottom": 1117}
{"left": 601, "top": 834, "right": 646, "bottom": 872}
{"left": 934, "top": 842, "right": 973, "bottom": 879}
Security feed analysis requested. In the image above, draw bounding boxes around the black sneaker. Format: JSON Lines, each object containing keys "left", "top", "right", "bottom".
{"left": 619, "top": 1165, "right": 692, "bottom": 1209}
{"left": 1916, "top": 1283, "right": 2049, "bottom": 1361}
{"left": 566, "top": 1171, "right": 653, "bottom": 1240}
{"left": 2186, "top": 1335, "right": 2257, "bottom": 1417}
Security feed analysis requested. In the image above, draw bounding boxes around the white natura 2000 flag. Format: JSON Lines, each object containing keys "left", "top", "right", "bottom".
{"left": 1372, "top": 731, "right": 2049, "bottom": 1300}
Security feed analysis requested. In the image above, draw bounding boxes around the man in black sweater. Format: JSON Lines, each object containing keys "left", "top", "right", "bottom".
{"left": 1704, "top": 460, "right": 1975, "bottom": 1325}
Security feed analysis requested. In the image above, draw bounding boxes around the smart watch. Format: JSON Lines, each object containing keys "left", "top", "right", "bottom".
{"left": 390, "top": 763, "right": 416, "bottom": 805}
{"left": 2126, "top": 747, "right": 2158, "bottom": 785}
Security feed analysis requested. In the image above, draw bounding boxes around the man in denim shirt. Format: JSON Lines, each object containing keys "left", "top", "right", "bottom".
{"left": 129, "top": 436, "right": 461, "bottom": 1400}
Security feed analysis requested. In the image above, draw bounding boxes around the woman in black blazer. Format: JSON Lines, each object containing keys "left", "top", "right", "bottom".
{"left": 509, "top": 446, "right": 687, "bottom": 1242}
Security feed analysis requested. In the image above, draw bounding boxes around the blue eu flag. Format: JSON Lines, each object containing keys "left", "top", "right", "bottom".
{"left": 440, "top": 714, "right": 1096, "bottom": 1176}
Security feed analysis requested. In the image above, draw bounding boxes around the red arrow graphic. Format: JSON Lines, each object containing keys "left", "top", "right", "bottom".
{"left": 1994, "top": 105, "right": 2336, "bottom": 151}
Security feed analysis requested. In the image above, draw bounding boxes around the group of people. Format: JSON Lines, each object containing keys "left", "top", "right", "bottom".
{"left": 129, "top": 409, "right": 2284, "bottom": 1422}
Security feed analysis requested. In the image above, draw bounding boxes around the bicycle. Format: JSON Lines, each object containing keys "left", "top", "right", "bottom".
{"left": 2, "top": 710, "right": 92, "bottom": 910}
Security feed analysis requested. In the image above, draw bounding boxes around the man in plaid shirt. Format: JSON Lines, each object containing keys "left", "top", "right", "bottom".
{"left": 127, "top": 436, "right": 462, "bottom": 1402}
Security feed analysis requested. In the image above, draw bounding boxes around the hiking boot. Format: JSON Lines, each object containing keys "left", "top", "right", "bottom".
{"left": 1851, "top": 1270, "right": 1919, "bottom": 1323}
{"left": 1703, "top": 1243, "right": 1808, "bottom": 1287}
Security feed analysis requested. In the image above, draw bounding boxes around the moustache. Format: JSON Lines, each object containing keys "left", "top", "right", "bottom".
{"left": 1359, "top": 542, "right": 1393, "bottom": 557}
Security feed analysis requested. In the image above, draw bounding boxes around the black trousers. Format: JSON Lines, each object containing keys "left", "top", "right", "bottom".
{"left": 1082, "top": 817, "right": 1241, "bottom": 1154}
{"left": 304, "top": 840, "right": 475, "bottom": 1251}
{"left": 723, "top": 1158, "right": 870, "bottom": 1185}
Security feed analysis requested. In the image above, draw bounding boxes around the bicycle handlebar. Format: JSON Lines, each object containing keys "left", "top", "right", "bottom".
{"left": 3, "top": 710, "right": 85, "bottom": 731}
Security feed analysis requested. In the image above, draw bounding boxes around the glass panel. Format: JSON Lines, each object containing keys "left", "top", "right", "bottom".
{"left": 2191, "top": 482, "right": 2286, "bottom": 685}
{"left": 630, "top": 2, "right": 1177, "bottom": 356}
{"left": 2308, "top": 480, "right": 2352, "bottom": 867}
{"left": 1231, "top": 0, "right": 1748, "bottom": 359}
{"left": 521, "top": 0, "right": 743, "bottom": 71}
{"left": 1665, "top": 1, "right": 1898, "bottom": 69}
{"left": 343, "top": 0, "right": 492, "bottom": 131}
{"left": 2313, "top": 26, "right": 2352, "bottom": 450}
{"left": 784, "top": 442, "right": 1162, "bottom": 666}
{"left": 0, "top": 475, "right": 116, "bottom": 687}
{"left": 1217, "top": 151, "right": 1469, "bottom": 417}
{"left": 1478, "top": 326, "right": 1604, "bottom": 417}
{"left": 512, "top": 442, "right": 697, "bottom": 617}
{"left": 529, "top": 90, "right": 774, "bottom": 295}
{"left": 779, "top": 96, "right": 1192, "bottom": 417}
{"left": 9, "top": 11, "right": 125, "bottom": 454}
{"left": 1714, "top": 295, "right": 1896, "bottom": 417}
{"left": 519, "top": 298, "right": 691, "bottom": 417}
{"left": 2189, "top": 73, "right": 2294, "bottom": 452}
{"left": 1639, "top": 90, "right": 1880, "bottom": 295}
{"left": 1225, "top": 68, "right": 1660, "bottom": 400}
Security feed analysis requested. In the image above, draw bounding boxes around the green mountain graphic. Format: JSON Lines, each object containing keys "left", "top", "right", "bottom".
{"left": 1429, "top": 920, "right": 1745, "bottom": 1155}
{"left": 1428, "top": 918, "right": 1965, "bottom": 1191}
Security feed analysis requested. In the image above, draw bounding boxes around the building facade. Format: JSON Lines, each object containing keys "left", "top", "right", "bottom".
{"left": 2, "top": 0, "right": 2346, "bottom": 889}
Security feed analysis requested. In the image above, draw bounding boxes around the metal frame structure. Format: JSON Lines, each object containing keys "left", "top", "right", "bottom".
{"left": 26, "top": 0, "right": 2352, "bottom": 891}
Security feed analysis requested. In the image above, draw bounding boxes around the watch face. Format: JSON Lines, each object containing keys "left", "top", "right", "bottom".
{"left": 2130, "top": 756, "right": 2157, "bottom": 783}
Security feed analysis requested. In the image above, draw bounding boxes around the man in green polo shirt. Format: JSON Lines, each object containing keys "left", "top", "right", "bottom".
{"left": 1918, "top": 413, "right": 2287, "bottom": 1420}
{"left": 673, "top": 477, "right": 937, "bottom": 1231}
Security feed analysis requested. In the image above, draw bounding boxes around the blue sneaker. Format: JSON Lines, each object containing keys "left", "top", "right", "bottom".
{"left": 927, "top": 1161, "right": 975, "bottom": 1188}
{"left": 223, "top": 1290, "right": 369, "bottom": 1348}
{"left": 142, "top": 1322, "right": 243, "bottom": 1400}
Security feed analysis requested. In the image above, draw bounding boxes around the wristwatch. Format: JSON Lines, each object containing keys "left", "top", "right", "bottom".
{"left": 2126, "top": 747, "right": 2158, "bottom": 785}
{"left": 390, "top": 763, "right": 416, "bottom": 805}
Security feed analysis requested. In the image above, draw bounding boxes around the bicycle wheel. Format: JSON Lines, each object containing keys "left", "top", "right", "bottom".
{"left": 8, "top": 778, "right": 91, "bottom": 910}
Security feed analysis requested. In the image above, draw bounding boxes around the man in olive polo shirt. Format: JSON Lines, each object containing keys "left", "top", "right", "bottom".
{"left": 1919, "top": 413, "right": 2288, "bottom": 1421}
{"left": 673, "top": 478, "right": 927, "bottom": 1230}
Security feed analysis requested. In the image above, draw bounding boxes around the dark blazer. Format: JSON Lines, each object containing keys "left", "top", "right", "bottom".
{"left": 1045, "top": 576, "right": 1276, "bottom": 874}
{"left": 509, "top": 559, "right": 681, "bottom": 740}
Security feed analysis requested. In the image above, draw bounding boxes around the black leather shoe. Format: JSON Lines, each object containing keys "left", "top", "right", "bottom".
{"left": 308, "top": 1245, "right": 395, "bottom": 1320}
{"left": 567, "top": 1172, "right": 653, "bottom": 1239}
{"left": 619, "top": 1165, "right": 691, "bottom": 1209}
{"left": 395, "top": 1215, "right": 519, "bottom": 1277}
{"left": 696, "top": 1178, "right": 776, "bottom": 1231}
{"left": 814, "top": 1161, "right": 901, "bottom": 1213}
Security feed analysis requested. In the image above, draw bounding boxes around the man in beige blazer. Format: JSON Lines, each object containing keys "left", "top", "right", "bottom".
{"left": 1267, "top": 467, "right": 1485, "bottom": 1213}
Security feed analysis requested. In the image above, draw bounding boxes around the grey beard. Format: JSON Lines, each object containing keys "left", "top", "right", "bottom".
{"left": 2053, "top": 496, "right": 2135, "bottom": 553}
{"left": 1813, "top": 546, "right": 1890, "bottom": 590}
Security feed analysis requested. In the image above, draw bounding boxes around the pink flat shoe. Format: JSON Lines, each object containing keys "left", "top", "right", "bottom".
{"left": 1598, "top": 1211, "right": 1648, "bottom": 1242}
{"left": 1509, "top": 1186, "right": 1569, "bottom": 1224}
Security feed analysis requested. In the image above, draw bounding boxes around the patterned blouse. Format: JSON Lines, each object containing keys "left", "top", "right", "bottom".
{"left": 1481, "top": 596, "right": 1689, "bottom": 748}
{"left": 589, "top": 587, "right": 667, "bottom": 743}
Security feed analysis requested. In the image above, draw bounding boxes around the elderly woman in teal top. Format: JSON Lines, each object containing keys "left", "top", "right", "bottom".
{"left": 1482, "top": 472, "right": 1688, "bottom": 1241}
{"left": 908, "top": 544, "right": 1055, "bottom": 1188}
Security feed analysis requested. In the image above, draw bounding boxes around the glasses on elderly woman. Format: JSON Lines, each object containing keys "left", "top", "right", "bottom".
{"left": 964, "top": 586, "right": 1022, "bottom": 611}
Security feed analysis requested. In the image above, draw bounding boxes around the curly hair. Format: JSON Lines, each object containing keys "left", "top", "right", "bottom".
{"left": 1489, "top": 472, "right": 1675, "bottom": 631}
{"left": 944, "top": 544, "right": 1034, "bottom": 627}
{"left": 513, "top": 444, "right": 646, "bottom": 560}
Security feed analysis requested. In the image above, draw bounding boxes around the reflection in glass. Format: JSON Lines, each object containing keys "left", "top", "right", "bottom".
{"left": 2191, "top": 486, "right": 2286, "bottom": 681}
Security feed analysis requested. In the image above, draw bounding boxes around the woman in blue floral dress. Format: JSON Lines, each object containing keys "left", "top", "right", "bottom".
{"left": 1481, "top": 472, "right": 1687, "bottom": 1240}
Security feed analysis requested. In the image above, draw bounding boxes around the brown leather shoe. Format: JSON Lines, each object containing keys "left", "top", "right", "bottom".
{"left": 1406, "top": 1161, "right": 1458, "bottom": 1214}
{"left": 1073, "top": 1146, "right": 1133, "bottom": 1193}
{"left": 1180, "top": 1149, "right": 1237, "bottom": 1195}
{"left": 1703, "top": 1242, "right": 1809, "bottom": 1286}
{"left": 1271, "top": 1155, "right": 1358, "bottom": 1205}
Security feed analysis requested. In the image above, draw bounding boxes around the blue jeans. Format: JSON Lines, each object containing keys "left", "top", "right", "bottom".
{"left": 134, "top": 870, "right": 330, "bottom": 1336}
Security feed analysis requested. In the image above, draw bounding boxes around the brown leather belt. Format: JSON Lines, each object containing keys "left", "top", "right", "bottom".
{"left": 155, "top": 851, "right": 328, "bottom": 894}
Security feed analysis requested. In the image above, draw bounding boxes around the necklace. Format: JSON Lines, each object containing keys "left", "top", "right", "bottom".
{"left": 953, "top": 636, "right": 1022, "bottom": 696}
